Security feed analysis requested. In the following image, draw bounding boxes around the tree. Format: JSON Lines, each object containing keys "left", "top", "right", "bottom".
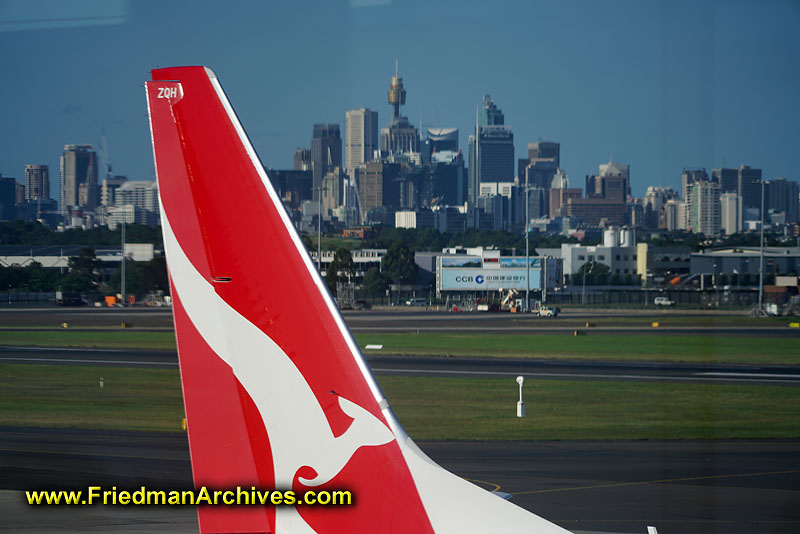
{"left": 61, "top": 247, "right": 101, "bottom": 292}
{"left": 381, "top": 241, "right": 418, "bottom": 284}
{"left": 576, "top": 261, "right": 610, "bottom": 285}
{"left": 325, "top": 247, "right": 355, "bottom": 291}
{"left": 362, "top": 267, "right": 388, "bottom": 296}
{"left": 109, "top": 256, "right": 169, "bottom": 295}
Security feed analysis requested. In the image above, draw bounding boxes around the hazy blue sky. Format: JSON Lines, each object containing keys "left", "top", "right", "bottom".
{"left": 1, "top": 0, "right": 798, "bottom": 199}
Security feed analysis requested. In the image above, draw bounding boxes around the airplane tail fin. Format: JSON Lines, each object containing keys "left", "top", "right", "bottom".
{"left": 146, "top": 66, "right": 568, "bottom": 534}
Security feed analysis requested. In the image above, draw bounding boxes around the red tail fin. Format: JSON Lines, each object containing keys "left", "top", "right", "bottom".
{"left": 146, "top": 66, "right": 568, "bottom": 534}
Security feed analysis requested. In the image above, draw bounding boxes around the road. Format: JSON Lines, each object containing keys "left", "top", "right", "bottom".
{"left": 1, "top": 427, "right": 798, "bottom": 534}
{"left": 2, "top": 346, "right": 799, "bottom": 385}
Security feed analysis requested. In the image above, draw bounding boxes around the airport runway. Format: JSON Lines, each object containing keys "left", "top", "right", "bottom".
{"left": 2, "top": 346, "right": 799, "bottom": 385}
{"left": 1, "top": 427, "right": 798, "bottom": 534}
{"left": 2, "top": 307, "right": 800, "bottom": 336}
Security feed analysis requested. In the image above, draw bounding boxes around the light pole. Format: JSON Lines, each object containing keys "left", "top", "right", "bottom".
{"left": 581, "top": 259, "right": 594, "bottom": 306}
{"left": 516, "top": 376, "right": 525, "bottom": 418}
{"left": 542, "top": 256, "right": 547, "bottom": 305}
{"left": 121, "top": 221, "right": 126, "bottom": 306}
{"left": 525, "top": 179, "right": 530, "bottom": 312}
{"left": 314, "top": 185, "right": 323, "bottom": 271}
{"left": 758, "top": 179, "right": 765, "bottom": 314}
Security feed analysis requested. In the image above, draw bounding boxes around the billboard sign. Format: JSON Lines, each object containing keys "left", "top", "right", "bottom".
{"left": 439, "top": 267, "right": 541, "bottom": 291}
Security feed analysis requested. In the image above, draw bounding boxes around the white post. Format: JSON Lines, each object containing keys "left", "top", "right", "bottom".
{"left": 516, "top": 376, "right": 525, "bottom": 417}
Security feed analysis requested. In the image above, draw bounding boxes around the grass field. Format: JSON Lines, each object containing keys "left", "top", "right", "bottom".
{"left": 0, "top": 330, "right": 178, "bottom": 350}
{"left": 1, "top": 329, "right": 798, "bottom": 365}
{"left": 1, "top": 363, "right": 798, "bottom": 440}
{"left": 357, "top": 332, "right": 800, "bottom": 365}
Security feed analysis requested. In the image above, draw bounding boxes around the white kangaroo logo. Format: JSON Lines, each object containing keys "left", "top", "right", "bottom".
{"left": 162, "top": 213, "right": 394, "bottom": 533}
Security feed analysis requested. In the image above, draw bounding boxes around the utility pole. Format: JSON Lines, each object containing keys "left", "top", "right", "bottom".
{"left": 121, "top": 221, "right": 126, "bottom": 306}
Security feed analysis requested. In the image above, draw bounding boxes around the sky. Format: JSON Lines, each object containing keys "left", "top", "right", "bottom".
{"left": 1, "top": 0, "right": 798, "bottom": 201}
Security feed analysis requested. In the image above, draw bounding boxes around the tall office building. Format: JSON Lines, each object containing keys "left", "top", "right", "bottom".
{"left": 293, "top": 148, "right": 311, "bottom": 171}
{"left": 422, "top": 128, "right": 459, "bottom": 163}
{"left": 0, "top": 175, "right": 17, "bottom": 221}
{"left": 720, "top": 193, "right": 742, "bottom": 235}
{"left": 686, "top": 179, "right": 720, "bottom": 235}
{"left": 115, "top": 180, "right": 159, "bottom": 213}
{"left": 101, "top": 176, "right": 128, "bottom": 206}
{"left": 25, "top": 164, "right": 49, "bottom": 201}
{"left": 681, "top": 168, "right": 709, "bottom": 202}
{"left": 712, "top": 167, "right": 738, "bottom": 194}
{"left": 311, "top": 124, "right": 342, "bottom": 201}
{"left": 527, "top": 141, "right": 560, "bottom": 168}
{"left": 765, "top": 178, "right": 799, "bottom": 224}
{"left": 345, "top": 108, "right": 379, "bottom": 170}
{"left": 380, "top": 63, "right": 419, "bottom": 155}
{"left": 711, "top": 165, "right": 762, "bottom": 217}
{"left": 478, "top": 95, "right": 504, "bottom": 126}
{"left": 737, "top": 165, "right": 762, "bottom": 216}
{"left": 643, "top": 186, "right": 678, "bottom": 228}
{"left": 60, "top": 144, "right": 98, "bottom": 216}
{"left": 662, "top": 198, "right": 685, "bottom": 231}
{"left": 358, "top": 161, "right": 390, "bottom": 215}
{"left": 468, "top": 95, "right": 514, "bottom": 203}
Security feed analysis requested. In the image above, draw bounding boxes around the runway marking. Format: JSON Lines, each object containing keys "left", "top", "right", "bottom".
{"left": 697, "top": 372, "right": 800, "bottom": 378}
{"left": 463, "top": 478, "right": 502, "bottom": 492}
{"left": 0, "top": 357, "right": 177, "bottom": 366}
{"left": 0, "top": 447, "right": 187, "bottom": 461}
{"left": 514, "top": 469, "right": 798, "bottom": 495}
{"left": 0, "top": 346, "right": 129, "bottom": 353}
{"left": 3, "top": 358, "right": 798, "bottom": 384}
{"left": 371, "top": 367, "right": 800, "bottom": 383}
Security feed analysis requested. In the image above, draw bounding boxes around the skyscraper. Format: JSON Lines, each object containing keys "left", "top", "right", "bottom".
{"left": 293, "top": 148, "right": 311, "bottom": 171}
{"left": 0, "top": 175, "right": 17, "bottom": 221}
{"left": 720, "top": 193, "right": 742, "bottom": 235}
{"left": 25, "top": 164, "right": 49, "bottom": 200}
{"left": 380, "top": 62, "right": 419, "bottom": 155}
{"left": 681, "top": 168, "right": 709, "bottom": 201}
{"left": 478, "top": 95, "right": 504, "bottom": 126}
{"left": 345, "top": 108, "right": 379, "bottom": 170}
{"left": 712, "top": 167, "right": 738, "bottom": 194}
{"left": 60, "top": 144, "right": 98, "bottom": 216}
{"left": 586, "top": 161, "right": 630, "bottom": 203}
{"left": 737, "top": 165, "right": 762, "bottom": 216}
{"left": 765, "top": 178, "right": 799, "bottom": 224}
{"left": 643, "top": 186, "right": 678, "bottom": 228}
{"left": 686, "top": 179, "right": 720, "bottom": 235}
{"left": 311, "top": 124, "right": 342, "bottom": 201}
{"left": 468, "top": 95, "right": 514, "bottom": 203}
{"left": 527, "top": 141, "right": 560, "bottom": 168}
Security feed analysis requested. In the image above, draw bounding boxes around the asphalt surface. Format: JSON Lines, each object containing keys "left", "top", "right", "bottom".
{"left": 2, "top": 307, "right": 798, "bottom": 533}
{"left": 2, "top": 306, "right": 800, "bottom": 336}
{"left": 3, "top": 346, "right": 799, "bottom": 385}
{"left": 1, "top": 427, "right": 798, "bottom": 534}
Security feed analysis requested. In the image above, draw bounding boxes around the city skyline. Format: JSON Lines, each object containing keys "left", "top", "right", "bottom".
{"left": 1, "top": 0, "right": 798, "bottom": 202}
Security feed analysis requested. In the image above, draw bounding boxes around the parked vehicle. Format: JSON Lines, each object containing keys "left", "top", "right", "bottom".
{"left": 654, "top": 297, "right": 675, "bottom": 306}
{"left": 353, "top": 300, "right": 371, "bottom": 310}
{"left": 55, "top": 291, "right": 87, "bottom": 306}
{"left": 537, "top": 306, "right": 559, "bottom": 317}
